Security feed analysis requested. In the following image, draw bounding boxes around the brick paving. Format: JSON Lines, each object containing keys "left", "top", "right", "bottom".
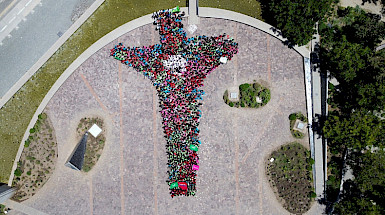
{"left": 13, "top": 18, "right": 320, "bottom": 215}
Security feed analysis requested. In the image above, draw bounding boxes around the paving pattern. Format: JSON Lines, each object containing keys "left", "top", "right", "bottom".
{"left": 11, "top": 18, "right": 323, "bottom": 215}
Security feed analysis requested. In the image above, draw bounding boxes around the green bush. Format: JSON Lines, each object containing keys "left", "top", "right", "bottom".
{"left": 229, "top": 102, "right": 234, "bottom": 107}
{"left": 29, "top": 128, "right": 36, "bottom": 133}
{"left": 26, "top": 171, "right": 31, "bottom": 176}
{"left": 259, "top": 89, "right": 271, "bottom": 104}
{"left": 24, "top": 140, "right": 30, "bottom": 147}
{"left": 239, "top": 83, "right": 250, "bottom": 91}
{"left": 309, "top": 191, "right": 317, "bottom": 198}
{"left": 232, "top": 82, "right": 271, "bottom": 108}
{"left": 253, "top": 82, "right": 261, "bottom": 91}
{"left": 292, "top": 130, "right": 304, "bottom": 139}
{"left": 308, "top": 158, "right": 315, "bottom": 165}
{"left": 14, "top": 168, "right": 22, "bottom": 176}
{"left": 289, "top": 114, "right": 297, "bottom": 121}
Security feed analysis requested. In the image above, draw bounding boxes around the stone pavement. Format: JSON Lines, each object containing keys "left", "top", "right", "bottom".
{"left": 9, "top": 18, "right": 316, "bottom": 215}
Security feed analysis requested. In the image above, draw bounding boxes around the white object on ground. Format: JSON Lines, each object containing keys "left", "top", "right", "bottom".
{"left": 88, "top": 124, "right": 102, "bottom": 138}
{"left": 297, "top": 122, "right": 305, "bottom": 130}
{"left": 270, "top": 158, "right": 275, "bottom": 162}
{"left": 188, "top": 24, "right": 197, "bottom": 33}
{"left": 230, "top": 92, "right": 238, "bottom": 99}
{"left": 256, "top": 96, "right": 262, "bottom": 103}
{"left": 220, "top": 57, "right": 228, "bottom": 64}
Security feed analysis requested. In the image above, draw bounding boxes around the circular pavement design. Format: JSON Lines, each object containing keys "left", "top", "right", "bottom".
{"left": 19, "top": 18, "right": 316, "bottom": 215}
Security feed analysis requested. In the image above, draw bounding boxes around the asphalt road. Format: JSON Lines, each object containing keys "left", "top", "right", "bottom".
{"left": 0, "top": 0, "right": 94, "bottom": 97}
{"left": 0, "top": 0, "right": 20, "bottom": 19}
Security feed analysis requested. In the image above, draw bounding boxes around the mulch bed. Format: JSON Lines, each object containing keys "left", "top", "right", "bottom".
{"left": 266, "top": 142, "right": 314, "bottom": 214}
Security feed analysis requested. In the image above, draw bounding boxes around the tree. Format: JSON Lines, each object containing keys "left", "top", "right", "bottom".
{"left": 324, "top": 111, "right": 383, "bottom": 152}
{"left": 262, "top": 0, "right": 334, "bottom": 46}
{"left": 339, "top": 7, "right": 385, "bottom": 49}
{"left": 324, "top": 35, "right": 372, "bottom": 83}
{"left": 334, "top": 151, "right": 385, "bottom": 214}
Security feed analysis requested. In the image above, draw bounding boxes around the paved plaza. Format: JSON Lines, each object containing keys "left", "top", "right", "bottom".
{"left": 11, "top": 18, "right": 323, "bottom": 214}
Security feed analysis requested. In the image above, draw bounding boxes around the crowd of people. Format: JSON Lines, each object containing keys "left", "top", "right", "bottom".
{"left": 110, "top": 8, "right": 238, "bottom": 197}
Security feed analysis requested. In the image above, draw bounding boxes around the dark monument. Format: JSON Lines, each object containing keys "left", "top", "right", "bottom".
{"left": 0, "top": 183, "right": 16, "bottom": 204}
{"left": 65, "top": 133, "right": 88, "bottom": 171}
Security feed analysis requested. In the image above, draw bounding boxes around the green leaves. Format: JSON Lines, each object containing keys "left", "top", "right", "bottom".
{"left": 264, "top": 0, "right": 334, "bottom": 46}
{"left": 324, "top": 111, "right": 384, "bottom": 152}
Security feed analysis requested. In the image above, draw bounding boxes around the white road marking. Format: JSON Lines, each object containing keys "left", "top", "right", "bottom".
{"left": 8, "top": 16, "right": 16, "bottom": 24}
{"left": 0, "top": 25, "right": 7, "bottom": 32}
{"left": 17, "top": 7, "right": 25, "bottom": 15}
{"left": 25, "top": 0, "right": 32, "bottom": 7}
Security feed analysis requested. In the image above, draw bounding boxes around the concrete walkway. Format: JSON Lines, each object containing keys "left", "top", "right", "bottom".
{"left": 188, "top": 0, "right": 199, "bottom": 25}
{"left": 4, "top": 199, "right": 48, "bottom": 215}
{"left": 310, "top": 23, "right": 327, "bottom": 199}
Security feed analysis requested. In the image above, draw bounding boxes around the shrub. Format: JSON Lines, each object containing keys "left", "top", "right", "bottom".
{"left": 259, "top": 89, "right": 271, "bottom": 104}
{"left": 24, "top": 140, "right": 30, "bottom": 147}
{"left": 289, "top": 114, "right": 297, "bottom": 121}
{"left": 26, "top": 171, "right": 31, "bottom": 176}
{"left": 292, "top": 130, "right": 304, "bottom": 139}
{"left": 229, "top": 102, "right": 234, "bottom": 107}
{"left": 253, "top": 83, "right": 261, "bottom": 91}
{"left": 308, "top": 158, "right": 315, "bottom": 165}
{"left": 309, "top": 191, "right": 317, "bottom": 198}
{"left": 239, "top": 83, "right": 250, "bottom": 91}
{"left": 14, "top": 168, "right": 22, "bottom": 177}
{"left": 240, "top": 102, "right": 245, "bottom": 107}
{"left": 29, "top": 128, "right": 36, "bottom": 133}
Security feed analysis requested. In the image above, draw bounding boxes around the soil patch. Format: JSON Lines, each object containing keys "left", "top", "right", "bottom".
{"left": 266, "top": 142, "right": 314, "bottom": 214}
{"left": 11, "top": 113, "right": 58, "bottom": 202}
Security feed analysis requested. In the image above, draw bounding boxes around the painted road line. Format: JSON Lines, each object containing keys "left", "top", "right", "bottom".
{"left": 0, "top": 25, "right": 7, "bottom": 32}
{"left": 8, "top": 16, "right": 16, "bottom": 24}
{"left": 17, "top": 7, "right": 25, "bottom": 15}
{"left": 25, "top": 0, "right": 33, "bottom": 7}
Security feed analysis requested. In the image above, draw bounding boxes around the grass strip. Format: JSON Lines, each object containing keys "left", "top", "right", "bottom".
{"left": 0, "top": 0, "right": 187, "bottom": 183}
{"left": 200, "top": 0, "right": 263, "bottom": 20}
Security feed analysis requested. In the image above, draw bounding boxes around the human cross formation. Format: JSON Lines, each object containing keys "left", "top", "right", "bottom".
{"left": 110, "top": 7, "right": 238, "bottom": 197}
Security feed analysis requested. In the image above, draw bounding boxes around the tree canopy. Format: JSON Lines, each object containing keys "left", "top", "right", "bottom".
{"left": 320, "top": 6, "right": 385, "bottom": 214}
{"left": 261, "top": 0, "right": 334, "bottom": 46}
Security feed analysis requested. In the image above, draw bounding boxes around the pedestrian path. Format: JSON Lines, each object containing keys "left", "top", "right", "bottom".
{"left": 310, "top": 23, "right": 326, "bottom": 199}
{"left": 4, "top": 199, "right": 48, "bottom": 215}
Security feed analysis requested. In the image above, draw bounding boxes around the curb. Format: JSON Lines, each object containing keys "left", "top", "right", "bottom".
{"left": 0, "top": 0, "right": 106, "bottom": 109}
{"left": 7, "top": 0, "right": 106, "bottom": 186}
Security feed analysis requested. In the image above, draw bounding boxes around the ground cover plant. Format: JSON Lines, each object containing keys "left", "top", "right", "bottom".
{"left": 223, "top": 82, "right": 270, "bottom": 108}
{"left": 111, "top": 9, "right": 238, "bottom": 197}
{"left": 0, "top": 0, "right": 187, "bottom": 184}
{"left": 76, "top": 117, "right": 105, "bottom": 172}
{"left": 266, "top": 142, "right": 315, "bottom": 214}
{"left": 0, "top": 204, "right": 5, "bottom": 214}
{"left": 289, "top": 112, "right": 307, "bottom": 139}
{"left": 11, "top": 113, "right": 57, "bottom": 202}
